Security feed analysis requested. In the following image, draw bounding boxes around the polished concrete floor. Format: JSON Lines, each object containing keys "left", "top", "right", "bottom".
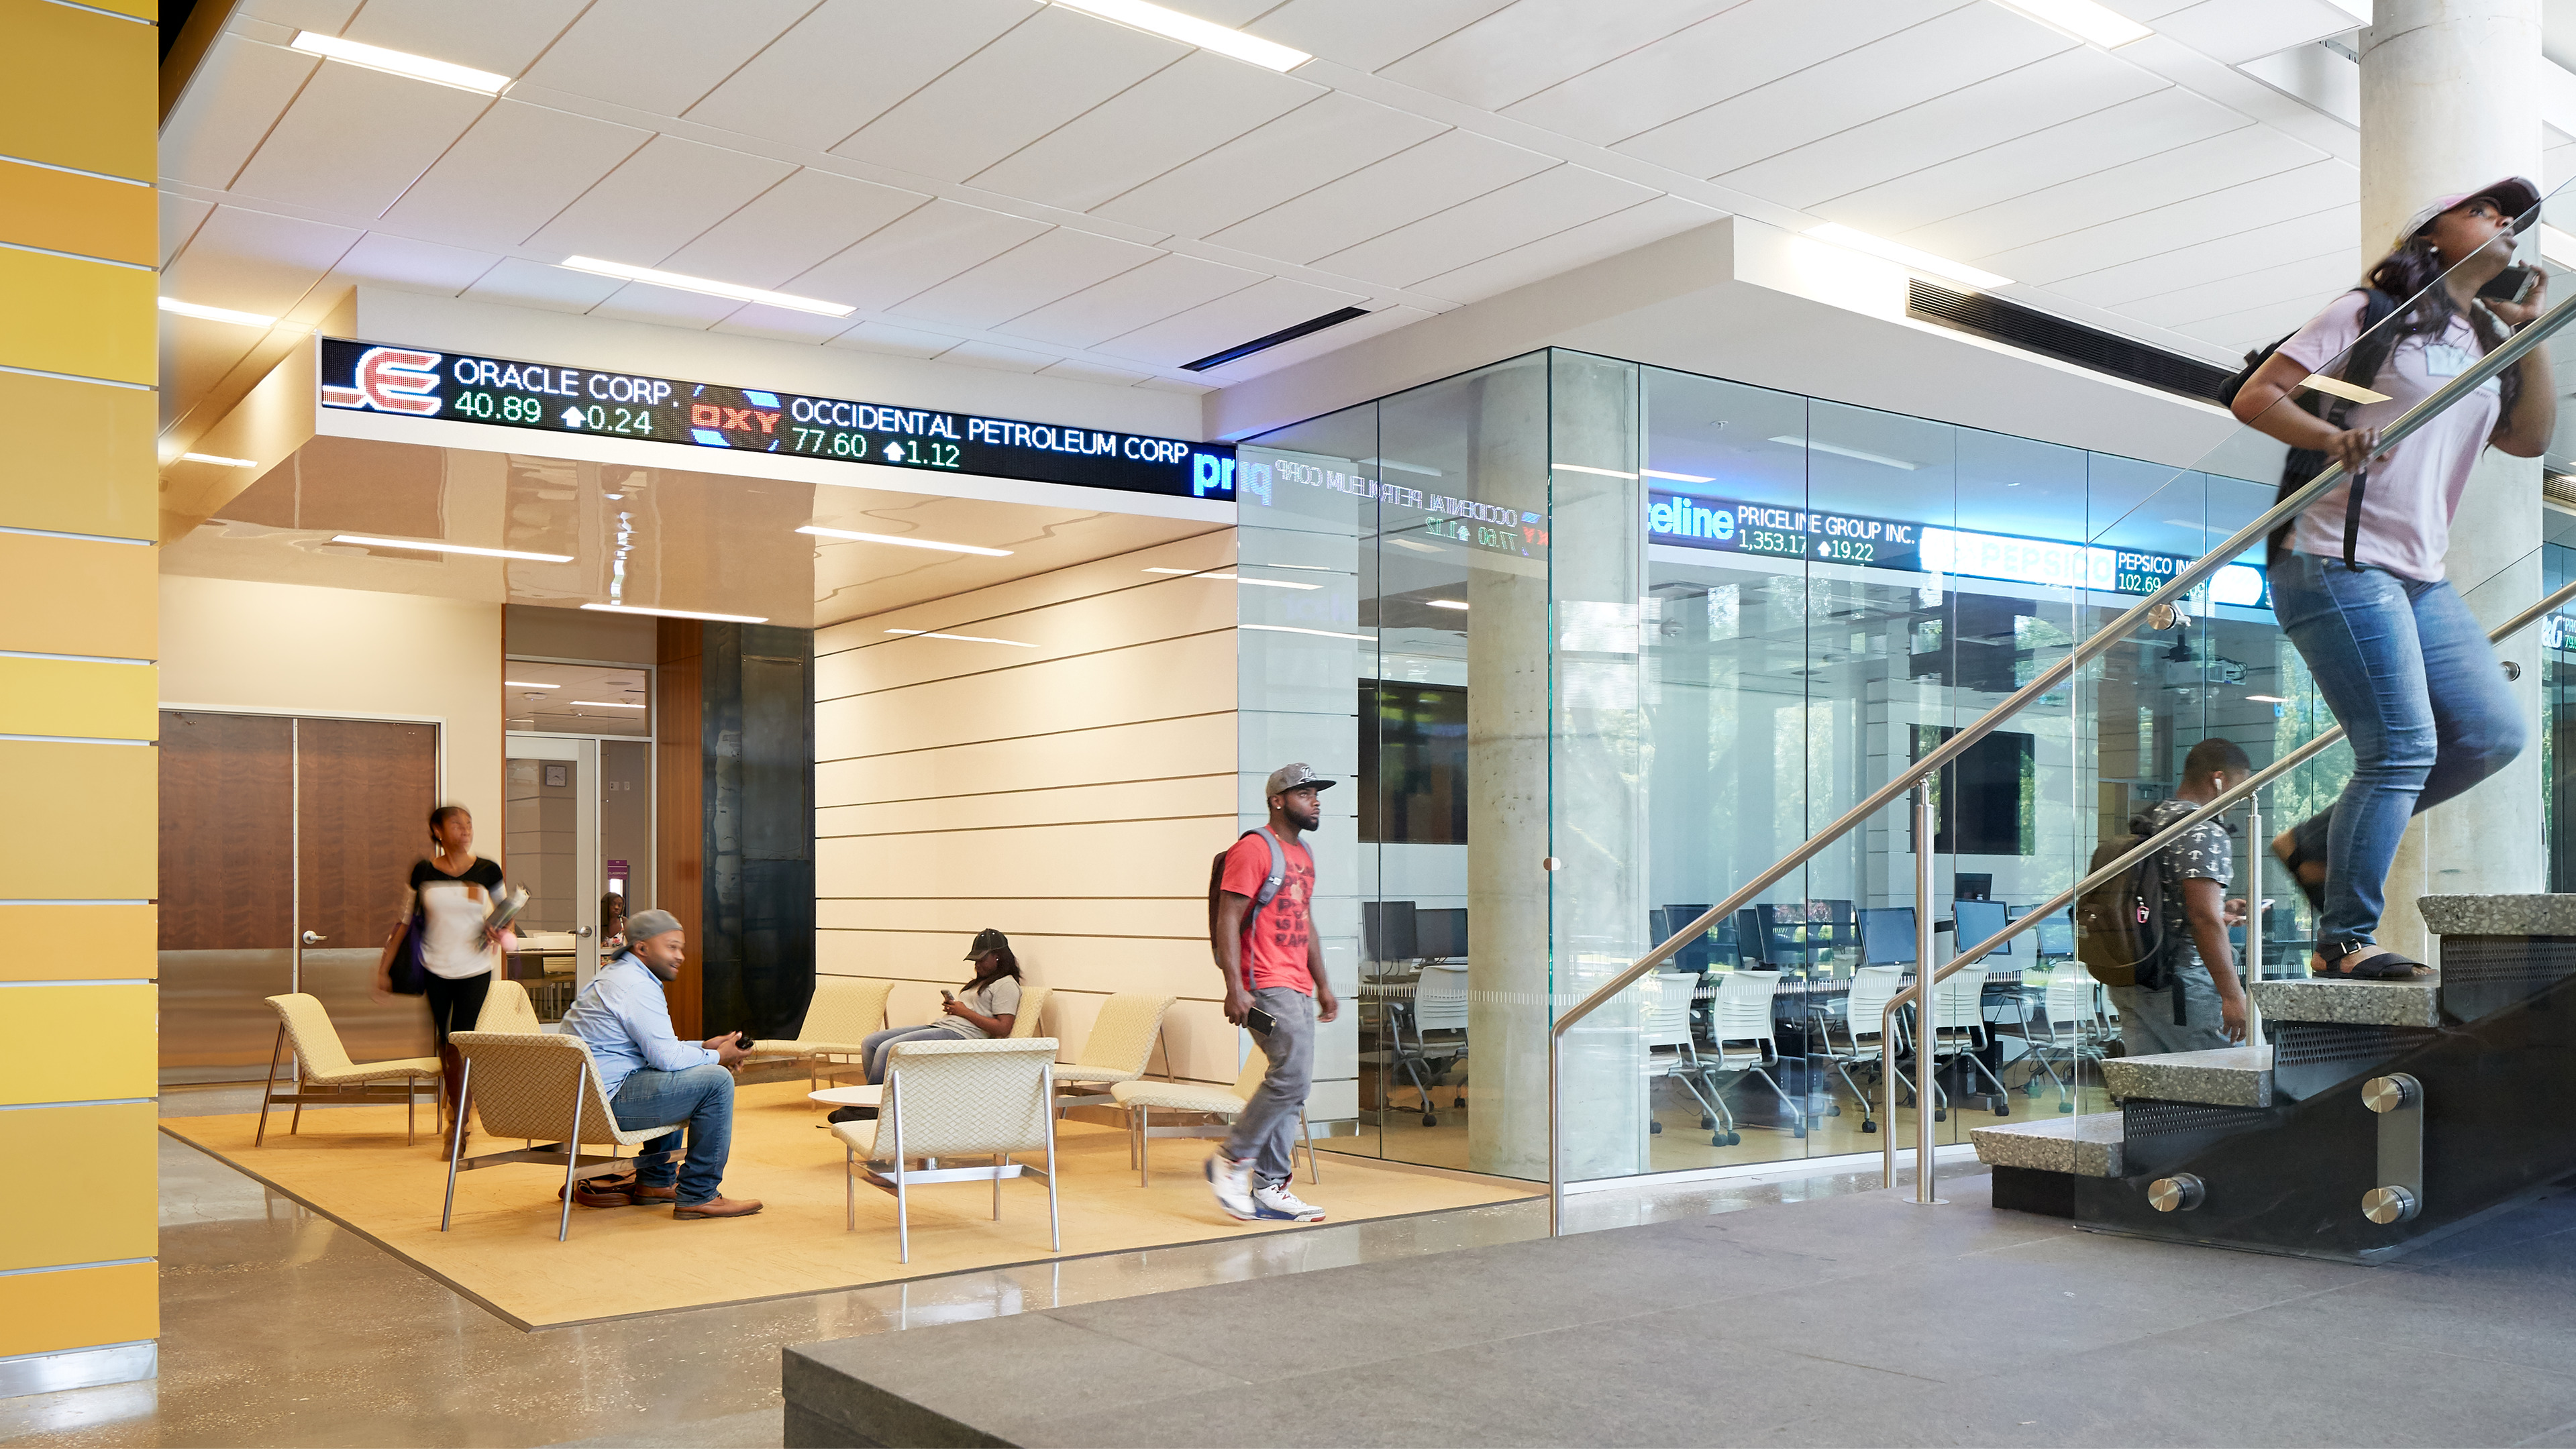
{"left": 1, "top": 1089, "right": 1918, "bottom": 1448}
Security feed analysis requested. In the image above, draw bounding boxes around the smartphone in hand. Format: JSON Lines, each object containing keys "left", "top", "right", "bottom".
{"left": 2479, "top": 264, "right": 2536, "bottom": 304}
{"left": 1244, "top": 1004, "right": 1279, "bottom": 1036}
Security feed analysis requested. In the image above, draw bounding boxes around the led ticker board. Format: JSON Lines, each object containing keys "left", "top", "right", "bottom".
{"left": 1650, "top": 491, "right": 1922, "bottom": 570}
{"left": 319, "top": 339, "right": 1236, "bottom": 502}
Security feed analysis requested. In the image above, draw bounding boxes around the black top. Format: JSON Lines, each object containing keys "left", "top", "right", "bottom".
{"left": 411, "top": 857, "right": 504, "bottom": 892}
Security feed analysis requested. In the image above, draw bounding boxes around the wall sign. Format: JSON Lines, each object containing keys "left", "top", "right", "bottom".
{"left": 319, "top": 339, "right": 1236, "bottom": 501}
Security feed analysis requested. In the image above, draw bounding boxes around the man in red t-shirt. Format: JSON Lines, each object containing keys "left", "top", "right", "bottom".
{"left": 1207, "top": 762, "right": 1341, "bottom": 1222}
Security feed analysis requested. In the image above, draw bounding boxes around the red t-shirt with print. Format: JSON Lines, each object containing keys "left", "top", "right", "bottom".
{"left": 1221, "top": 830, "right": 1315, "bottom": 995}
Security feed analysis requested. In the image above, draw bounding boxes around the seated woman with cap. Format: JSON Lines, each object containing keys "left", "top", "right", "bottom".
{"left": 858, "top": 928, "right": 1023, "bottom": 1085}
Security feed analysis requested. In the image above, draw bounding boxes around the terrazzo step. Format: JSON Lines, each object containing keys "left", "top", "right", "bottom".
{"left": 1971, "top": 1113, "right": 2123, "bottom": 1178}
{"left": 2420, "top": 894, "right": 2576, "bottom": 936}
{"left": 2100, "top": 1045, "right": 2271, "bottom": 1107}
{"left": 2248, "top": 975, "right": 2440, "bottom": 1028}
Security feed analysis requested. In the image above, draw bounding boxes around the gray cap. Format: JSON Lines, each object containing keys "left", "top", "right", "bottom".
{"left": 1264, "top": 762, "right": 1336, "bottom": 798}
{"left": 625, "top": 909, "right": 682, "bottom": 943}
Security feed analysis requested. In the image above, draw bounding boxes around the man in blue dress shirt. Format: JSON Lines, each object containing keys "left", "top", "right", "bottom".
{"left": 560, "top": 910, "right": 762, "bottom": 1219}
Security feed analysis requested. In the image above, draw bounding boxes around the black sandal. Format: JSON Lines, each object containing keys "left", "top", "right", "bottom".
{"left": 2312, "top": 944, "right": 2430, "bottom": 981}
{"left": 2273, "top": 835, "right": 2326, "bottom": 916}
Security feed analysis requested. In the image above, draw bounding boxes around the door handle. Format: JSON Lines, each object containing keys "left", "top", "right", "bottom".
{"left": 573, "top": 926, "right": 593, "bottom": 938}
{"left": 301, "top": 930, "right": 327, "bottom": 945}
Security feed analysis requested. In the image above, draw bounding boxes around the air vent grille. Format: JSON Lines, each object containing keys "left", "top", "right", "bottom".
{"left": 1907, "top": 280, "right": 2234, "bottom": 404}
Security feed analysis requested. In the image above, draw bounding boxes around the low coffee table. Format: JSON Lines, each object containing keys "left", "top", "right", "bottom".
{"left": 809, "top": 1084, "right": 882, "bottom": 1108}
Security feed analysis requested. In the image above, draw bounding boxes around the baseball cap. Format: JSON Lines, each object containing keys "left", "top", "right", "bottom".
{"left": 2395, "top": 176, "right": 2542, "bottom": 250}
{"left": 1264, "top": 762, "right": 1337, "bottom": 798}
{"left": 964, "top": 927, "right": 1009, "bottom": 960}
{"left": 626, "top": 908, "right": 682, "bottom": 943}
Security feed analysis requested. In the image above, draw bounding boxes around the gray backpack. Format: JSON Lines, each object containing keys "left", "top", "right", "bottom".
{"left": 1207, "top": 828, "right": 1288, "bottom": 954}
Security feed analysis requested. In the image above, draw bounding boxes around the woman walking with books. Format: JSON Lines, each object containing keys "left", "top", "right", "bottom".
{"left": 375, "top": 804, "right": 518, "bottom": 1146}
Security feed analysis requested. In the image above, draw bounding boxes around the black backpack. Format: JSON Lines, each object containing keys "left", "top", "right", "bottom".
{"left": 2075, "top": 811, "right": 2183, "bottom": 1023}
{"left": 2219, "top": 286, "right": 2398, "bottom": 569}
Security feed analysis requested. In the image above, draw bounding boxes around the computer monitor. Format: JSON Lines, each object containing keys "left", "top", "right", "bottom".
{"left": 1955, "top": 873, "right": 1994, "bottom": 902}
{"left": 1660, "top": 904, "right": 1713, "bottom": 971}
{"left": 1363, "top": 900, "right": 1418, "bottom": 962}
{"left": 2034, "top": 910, "right": 2075, "bottom": 958}
{"left": 1735, "top": 908, "right": 1768, "bottom": 965}
{"left": 1858, "top": 907, "right": 1917, "bottom": 965}
{"left": 1954, "top": 898, "right": 2012, "bottom": 958}
{"left": 1416, "top": 908, "right": 1468, "bottom": 961}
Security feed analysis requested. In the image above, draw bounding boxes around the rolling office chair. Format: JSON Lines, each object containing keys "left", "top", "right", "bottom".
{"left": 1818, "top": 965, "right": 1920, "bottom": 1134}
{"left": 1643, "top": 972, "right": 1733, "bottom": 1144}
{"left": 1704, "top": 969, "right": 1806, "bottom": 1139}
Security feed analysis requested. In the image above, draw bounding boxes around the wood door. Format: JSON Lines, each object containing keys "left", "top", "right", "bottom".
{"left": 158, "top": 711, "right": 295, "bottom": 1083}
{"left": 297, "top": 718, "right": 440, "bottom": 1062}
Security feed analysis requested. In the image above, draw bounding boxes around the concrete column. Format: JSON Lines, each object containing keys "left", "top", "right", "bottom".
{"left": 2359, "top": 0, "right": 2544, "bottom": 957}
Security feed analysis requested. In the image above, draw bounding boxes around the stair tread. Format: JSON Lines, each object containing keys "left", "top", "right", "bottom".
{"left": 1971, "top": 1112, "right": 2122, "bottom": 1177}
{"left": 2101, "top": 1045, "right": 2271, "bottom": 1106}
{"left": 2248, "top": 975, "right": 2440, "bottom": 1028}
{"left": 2422, "top": 894, "right": 2576, "bottom": 937}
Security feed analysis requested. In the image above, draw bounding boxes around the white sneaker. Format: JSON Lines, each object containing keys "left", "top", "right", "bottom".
{"left": 1251, "top": 1180, "right": 1325, "bottom": 1222}
{"left": 1206, "top": 1152, "right": 1257, "bottom": 1220}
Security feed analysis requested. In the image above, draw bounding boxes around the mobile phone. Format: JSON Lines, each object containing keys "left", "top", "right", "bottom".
{"left": 1244, "top": 1005, "right": 1279, "bottom": 1036}
{"left": 940, "top": 989, "right": 956, "bottom": 1003}
{"left": 2479, "top": 264, "right": 2535, "bottom": 304}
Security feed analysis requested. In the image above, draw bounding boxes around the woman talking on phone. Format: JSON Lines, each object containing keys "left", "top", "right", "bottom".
{"left": 856, "top": 928, "right": 1022, "bottom": 1084}
{"left": 2229, "top": 178, "right": 2554, "bottom": 979}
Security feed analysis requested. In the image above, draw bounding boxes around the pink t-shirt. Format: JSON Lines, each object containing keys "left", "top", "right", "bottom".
{"left": 2275, "top": 292, "right": 2501, "bottom": 582}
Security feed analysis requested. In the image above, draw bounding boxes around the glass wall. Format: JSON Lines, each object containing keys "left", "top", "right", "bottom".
{"left": 1241, "top": 347, "right": 2306, "bottom": 1185}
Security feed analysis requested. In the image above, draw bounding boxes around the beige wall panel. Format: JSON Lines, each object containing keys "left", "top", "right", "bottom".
{"left": 817, "top": 631, "right": 1236, "bottom": 759}
{"left": 819, "top": 816, "right": 1237, "bottom": 902}
{"left": 0, "top": 531, "right": 156, "bottom": 659}
{"left": 813, "top": 531, "right": 1234, "bottom": 661}
{"left": 0, "top": 657, "right": 156, "bottom": 741}
{"left": 822, "top": 930, "right": 1218, "bottom": 1001}
{"left": 0, "top": 904, "right": 154, "bottom": 982}
{"left": 819, "top": 580, "right": 1237, "bottom": 700}
{"left": 820, "top": 773, "right": 1234, "bottom": 835}
{"left": 0, "top": 742, "right": 154, "bottom": 900}
{"left": 821, "top": 715, "right": 1235, "bottom": 805}
{"left": 0, "top": 372, "right": 158, "bottom": 541}
{"left": 819, "top": 897, "right": 1204, "bottom": 941}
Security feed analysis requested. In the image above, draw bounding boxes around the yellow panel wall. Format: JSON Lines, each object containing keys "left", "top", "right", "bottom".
{"left": 0, "top": 0, "right": 156, "bottom": 182}
{"left": 0, "top": 372, "right": 159, "bottom": 540}
{"left": 0, "top": 1264, "right": 158, "bottom": 1358}
{"left": 0, "top": 1104, "right": 157, "bottom": 1271}
{"left": 0, "top": 157, "right": 156, "bottom": 265}
{"left": 0, "top": 741, "right": 157, "bottom": 900}
{"left": 0, "top": 247, "right": 158, "bottom": 385}
{"left": 0, "top": 904, "right": 156, "bottom": 983}
{"left": 0, "top": 531, "right": 158, "bottom": 659}
{"left": 0, "top": 985, "right": 158, "bottom": 1105}
{"left": 0, "top": 656, "right": 159, "bottom": 741}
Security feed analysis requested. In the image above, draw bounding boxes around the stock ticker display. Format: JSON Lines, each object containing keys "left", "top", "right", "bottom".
{"left": 318, "top": 339, "right": 1237, "bottom": 501}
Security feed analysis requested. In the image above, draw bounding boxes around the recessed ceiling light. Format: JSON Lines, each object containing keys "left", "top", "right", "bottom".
{"left": 2246, "top": 694, "right": 2290, "bottom": 704}
{"left": 797, "top": 525, "right": 1009, "bottom": 556}
{"left": 1766, "top": 437, "right": 1920, "bottom": 472}
{"left": 1642, "top": 469, "right": 1715, "bottom": 484}
{"left": 160, "top": 297, "right": 278, "bottom": 328}
{"left": 331, "top": 533, "right": 574, "bottom": 562}
{"left": 884, "top": 629, "right": 1037, "bottom": 647}
{"left": 569, "top": 700, "right": 648, "bottom": 708}
{"left": 1426, "top": 599, "right": 1470, "bottom": 610}
{"left": 562, "top": 257, "right": 853, "bottom": 317}
{"left": 1388, "top": 537, "right": 1444, "bottom": 554}
{"left": 1145, "top": 568, "right": 1321, "bottom": 590}
{"left": 1046, "top": 0, "right": 1310, "bottom": 70}
{"left": 1241, "top": 623, "right": 1370, "bottom": 641}
{"left": 1553, "top": 463, "right": 1637, "bottom": 479}
{"left": 1989, "top": 0, "right": 2153, "bottom": 50}
{"left": 503, "top": 681, "right": 560, "bottom": 689}
{"left": 582, "top": 603, "right": 770, "bottom": 624}
{"left": 178, "top": 452, "right": 260, "bottom": 468}
{"left": 1805, "top": 223, "right": 2012, "bottom": 290}
{"left": 289, "top": 30, "right": 513, "bottom": 94}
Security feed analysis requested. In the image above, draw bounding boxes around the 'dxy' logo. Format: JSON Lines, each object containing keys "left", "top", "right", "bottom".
{"left": 691, "top": 402, "right": 780, "bottom": 434}
{"left": 321, "top": 347, "right": 444, "bottom": 416}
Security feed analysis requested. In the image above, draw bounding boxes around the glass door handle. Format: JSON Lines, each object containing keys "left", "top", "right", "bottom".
{"left": 572, "top": 926, "right": 593, "bottom": 938}
{"left": 301, "top": 930, "right": 327, "bottom": 945}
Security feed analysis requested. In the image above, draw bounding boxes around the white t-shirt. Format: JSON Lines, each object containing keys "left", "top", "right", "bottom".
{"left": 409, "top": 855, "right": 505, "bottom": 980}
{"left": 933, "top": 975, "right": 1023, "bottom": 1038}
{"left": 2275, "top": 292, "right": 2502, "bottom": 582}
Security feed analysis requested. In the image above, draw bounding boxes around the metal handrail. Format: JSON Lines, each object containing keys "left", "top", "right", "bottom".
{"left": 1545, "top": 281, "right": 2576, "bottom": 1233}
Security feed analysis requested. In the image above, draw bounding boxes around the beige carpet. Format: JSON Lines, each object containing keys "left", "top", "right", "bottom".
{"left": 161, "top": 1080, "right": 1531, "bottom": 1328}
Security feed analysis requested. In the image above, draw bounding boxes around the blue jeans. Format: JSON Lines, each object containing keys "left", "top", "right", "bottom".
{"left": 610, "top": 1064, "right": 734, "bottom": 1205}
{"left": 862, "top": 1024, "right": 958, "bottom": 1084}
{"left": 2271, "top": 552, "right": 2525, "bottom": 953}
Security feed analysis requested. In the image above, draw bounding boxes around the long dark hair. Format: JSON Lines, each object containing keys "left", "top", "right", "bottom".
{"left": 968, "top": 941, "right": 1021, "bottom": 987}
{"left": 2365, "top": 233, "right": 2521, "bottom": 418}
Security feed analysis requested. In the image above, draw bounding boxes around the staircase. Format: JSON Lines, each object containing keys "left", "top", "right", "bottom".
{"left": 1975, "top": 896, "right": 2576, "bottom": 1262}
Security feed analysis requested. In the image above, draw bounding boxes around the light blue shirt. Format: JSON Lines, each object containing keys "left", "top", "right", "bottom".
{"left": 560, "top": 952, "right": 717, "bottom": 1098}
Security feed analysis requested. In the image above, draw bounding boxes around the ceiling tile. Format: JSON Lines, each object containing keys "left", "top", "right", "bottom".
{"left": 966, "top": 52, "right": 1325, "bottom": 214}
{"left": 2175, "top": 292, "right": 2332, "bottom": 354}
{"left": 161, "top": 194, "right": 215, "bottom": 266}
{"left": 710, "top": 309, "right": 862, "bottom": 345}
{"left": 523, "top": 135, "right": 799, "bottom": 261}
{"left": 1900, "top": 125, "right": 2328, "bottom": 266}
{"left": 336, "top": 0, "right": 585, "bottom": 79}
{"left": 1309, "top": 164, "right": 1659, "bottom": 289}
{"left": 227, "top": 61, "right": 494, "bottom": 217}
{"left": 378, "top": 100, "right": 651, "bottom": 252}
{"left": 517, "top": 0, "right": 817, "bottom": 117}
{"left": 1511, "top": 0, "right": 1953, "bottom": 148}
{"left": 160, "top": 34, "right": 319, "bottom": 190}
{"left": 587, "top": 282, "right": 746, "bottom": 330}
{"left": 826, "top": 319, "right": 972, "bottom": 361}
{"left": 1409, "top": 193, "right": 1722, "bottom": 303}
{"left": 1380, "top": 0, "right": 1742, "bottom": 112}
{"left": 833, "top": 6, "right": 1186, "bottom": 184}
{"left": 657, "top": 168, "right": 932, "bottom": 285}
{"left": 1204, "top": 131, "right": 1557, "bottom": 265}
{"left": 1090, "top": 275, "right": 1367, "bottom": 366}
{"left": 1718, "top": 48, "right": 2167, "bottom": 211}
{"left": 1037, "top": 358, "right": 1153, "bottom": 386}
{"left": 684, "top": 0, "right": 1034, "bottom": 152}
{"left": 2050, "top": 204, "right": 2355, "bottom": 308}
{"left": 2118, "top": 248, "right": 2349, "bottom": 327}
{"left": 323, "top": 231, "right": 499, "bottom": 297}
{"left": 459, "top": 256, "right": 623, "bottom": 313}
{"left": 237, "top": 0, "right": 358, "bottom": 28}
{"left": 995, "top": 252, "right": 1266, "bottom": 348}
{"left": 163, "top": 204, "right": 363, "bottom": 317}
{"left": 888, "top": 228, "right": 1166, "bottom": 331}
{"left": 2154, "top": 0, "right": 2358, "bottom": 66}
{"left": 1134, "top": 375, "right": 1213, "bottom": 395}
{"left": 935, "top": 339, "right": 1062, "bottom": 374}
{"left": 1090, "top": 91, "right": 1448, "bottom": 238}
{"left": 788, "top": 199, "right": 1053, "bottom": 312}
{"left": 1973, "top": 156, "right": 2355, "bottom": 285}
{"left": 1242, "top": 0, "right": 1517, "bottom": 73}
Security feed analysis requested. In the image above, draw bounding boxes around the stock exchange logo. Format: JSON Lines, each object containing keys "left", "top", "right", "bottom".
{"left": 321, "top": 346, "right": 444, "bottom": 416}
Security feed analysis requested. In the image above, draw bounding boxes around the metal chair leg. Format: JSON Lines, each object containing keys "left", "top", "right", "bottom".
{"left": 255, "top": 1026, "right": 285, "bottom": 1146}
{"left": 1137, "top": 1105, "right": 1150, "bottom": 1187}
{"left": 559, "top": 1062, "right": 586, "bottom": 1242}
{"left": 993, "top": 1153, "right": 1003, "bottom": 1220}
{"left": 441, "top": 1059, "right": 473, "bottom": 1232}
{"left": 844, "top": 1146, "right": 856, "bottom": 1233}
{"left": 1300, "top": 1108, "right": 1321, "bottom": 1185}
{"left": 1043, "top": 1068, "right": 1061, "bottom": 1252}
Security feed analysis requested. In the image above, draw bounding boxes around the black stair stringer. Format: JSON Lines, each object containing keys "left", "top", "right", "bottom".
{"left": 2074, "top": 965, "right": 2576, "bottom": 1263}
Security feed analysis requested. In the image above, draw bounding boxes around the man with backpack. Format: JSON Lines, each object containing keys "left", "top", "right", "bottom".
{"left": 2088, "top": 737, "right": 2254, "bottom": 1057}
{"left": 1206, "top": 762, "right": 1341, "bottom": 1222}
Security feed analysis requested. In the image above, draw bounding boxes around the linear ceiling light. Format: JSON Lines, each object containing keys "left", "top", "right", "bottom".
{"left": 562, "top": 258, "right": 854, "bottom": 317}
{"left": 331, "top": 533, "right": 574, "bottom": 562}
{"left": 1805, "top": 223, "right": 2011, "bottom": 290}
{"left": 885, "top": 629, "right": 1037, "bottom": 647}
{"left": 289, "top": 31, "right": 514, "bottom": 93}
{"left": 796, "top": 525, "right": 1010, "bottom": 556}
{"left": 569, "top": 700, "right": 648, "bottom": 708}
{"left": 1988, "top": 0, "right": 2153, "bottom": 49}
{"left": 1145, "top": 568, "right": 1321, "bottom": 590}
{"left": 504, "top": 681, "right": 560, "bottom": 689}
{"left": 1766, "top": 436, "right": 1920, "bottom": 472}
{"left": 1642, "top": 468, "right": 1714, "bottom": 484}
{"left": 160, "top": 297, "right": 278, "bottom": 328}
{"left": 1182, "top": 307, "right": 1369, "bottom": 372}
{"left": 1426, "top": 599, "right": 1470, "bottom": 610}
{"left": 2246, "top": 694, "right": 2290, "bottom": 704}
{"left": 1241, "top": 623, "right": 1370, "bottom": 641}
{"left": 581, "top": 603, "right": 770, "bottom": 624}
{"left": 178, "top": 452, "right": 260, "bottom": 468}
{"left": 1553, "top": 463, "right": 1637, "bottom": 479}
{"left": 1046, "top": 0, "right": 1310, "bottom": 70}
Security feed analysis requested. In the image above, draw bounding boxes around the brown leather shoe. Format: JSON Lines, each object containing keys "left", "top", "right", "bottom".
{"left": 673, "top": 1194, "right": 763, "bottom": 1220}
{"left": 631, "top": 1183, "right": 678, "bottom": 1202}
{"left": 560, "top": 1181, "right": 633, "bottom": 1209}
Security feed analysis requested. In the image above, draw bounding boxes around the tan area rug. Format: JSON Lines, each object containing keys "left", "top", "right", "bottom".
{"left": 161, "top": 1081, "right": 1531, "bottom": 1328}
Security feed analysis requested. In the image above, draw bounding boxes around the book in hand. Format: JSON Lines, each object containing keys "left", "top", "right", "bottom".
{"left": 484, "top": 886, "right": 531, "bottom": 932}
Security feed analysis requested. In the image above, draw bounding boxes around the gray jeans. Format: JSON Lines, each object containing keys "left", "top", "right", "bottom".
{"left": 2107, "top": 963, "right": 2232, "bottom": 1059}
{"left": 1223, "top": 985, "right": 1314, "bottom": 1185}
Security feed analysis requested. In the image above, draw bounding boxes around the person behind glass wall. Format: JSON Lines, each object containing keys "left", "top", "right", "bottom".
{"left": 373, "top": 805, "right": 513, "bottom": 1146}
{"left": 2229, "top": 178, "right": 2553, "bottom": 979}
{"left": 2114, "top": 739, "right": 2254, "bottom": 1056}
{"left": 600, "top": 891, "right": 627, "bottom": 955}
{"left": 855, "top": 930, "right": 1023, "bottom": 1089}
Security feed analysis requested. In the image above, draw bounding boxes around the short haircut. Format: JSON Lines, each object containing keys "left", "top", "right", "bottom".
{"left": 2182, "top": 737, "right": 2252, "bottom": 783}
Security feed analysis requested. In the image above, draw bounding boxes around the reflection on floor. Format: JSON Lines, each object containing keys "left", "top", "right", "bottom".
{"left": 1, "top": 1090, "right": 1935, "bottom": 1449}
